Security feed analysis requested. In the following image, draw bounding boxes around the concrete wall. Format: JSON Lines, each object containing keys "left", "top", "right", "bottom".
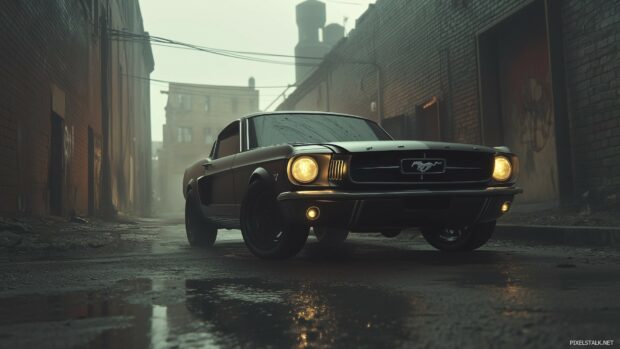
{"left": 0, "top": 0, "right": 154, "bottom": 217}
{"left": 280, "top": 0, "right": 620, "bottom": 204}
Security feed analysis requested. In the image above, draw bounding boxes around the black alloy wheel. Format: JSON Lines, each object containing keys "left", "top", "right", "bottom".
{"left": 314, "top": 227, "right": 349, "bottom": 246}
{"left": 240, "top": 180, "right": 309, "bottom": 259}
{"left": 421, "top": 221, "right": 496, "bottom": 252}
{"left": 185, "top": 189, "right": 218, "bottom": 247}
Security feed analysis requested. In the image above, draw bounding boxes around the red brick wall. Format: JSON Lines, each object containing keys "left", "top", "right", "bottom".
{"left": 280, "top": 0, "right": 620, "bottom": 198}
{"left": 0, "top": 1, "right": 96, "bottom": 215}
{"left": 0, "top": 0, "right": 153, "bottom": 216}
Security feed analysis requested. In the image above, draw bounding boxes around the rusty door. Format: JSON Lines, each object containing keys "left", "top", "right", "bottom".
{"left": 497, "top": 7, "right": 559, "bottom": 204}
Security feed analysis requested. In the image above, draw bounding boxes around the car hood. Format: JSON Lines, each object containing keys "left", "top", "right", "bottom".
{"left": 323, "top": 140, "right": 498, "bottom": 154}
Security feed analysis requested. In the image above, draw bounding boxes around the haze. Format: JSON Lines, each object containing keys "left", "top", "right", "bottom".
{"left": 140, "top": 0, "right": 376, "bottom": 141}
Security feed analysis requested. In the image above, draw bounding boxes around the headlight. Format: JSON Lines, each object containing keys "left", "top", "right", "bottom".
{"left": 291, "top": 156, "right": 319, "bottom": 184}
{"left": 493, "top": 156, "right": 512, "bottom": 182}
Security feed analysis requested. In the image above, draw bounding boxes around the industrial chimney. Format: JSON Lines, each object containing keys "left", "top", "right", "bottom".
{"left": 295, "top": 0, "right": 330, "bottom": 83}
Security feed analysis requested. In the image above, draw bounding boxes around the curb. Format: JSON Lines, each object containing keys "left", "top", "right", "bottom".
{"left": 495, "top": 223, "right": 620, "bottom": 248}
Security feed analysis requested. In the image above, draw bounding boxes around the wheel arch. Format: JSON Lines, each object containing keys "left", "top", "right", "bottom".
{"left": 185, "top": 178, "right": 197, "bottom": 199}
{"left": 248, "top": 167, "right": 275, "bottom": 186}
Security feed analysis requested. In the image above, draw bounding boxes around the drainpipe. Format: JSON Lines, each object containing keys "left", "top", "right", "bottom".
{"left": 100, "top": 5, "right": 114, "bottom": 218}
{"left": 375, "top": 63, "right": 383, "bottom": 126}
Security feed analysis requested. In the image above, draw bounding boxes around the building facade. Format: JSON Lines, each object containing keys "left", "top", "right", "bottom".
{"left": 0, "top": 0, "right": 154, "bottom": 217}
{"left": 279, "top": 0, "right": 620, "bottom": 208}
{"left": 157, "top": 81, "right": 259, "bottom": 214}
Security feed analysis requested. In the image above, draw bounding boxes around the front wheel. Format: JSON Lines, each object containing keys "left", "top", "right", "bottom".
{"left": 421, "top": 221, "right": 496, "bottom": 252}
{"left": 185, "top": 189, "right": 218, "bottom": 247}
{"left": 240, "top": 181, "right": 309, "bottom": 259}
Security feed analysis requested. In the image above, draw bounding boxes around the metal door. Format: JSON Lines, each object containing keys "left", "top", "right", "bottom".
{"left": 497, "top": 7, "right": 559, "bottom": 204}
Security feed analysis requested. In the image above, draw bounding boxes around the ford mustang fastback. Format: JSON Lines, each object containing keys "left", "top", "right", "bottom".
{"left": 182, "top": 111, "right": 522, "bottom": 259}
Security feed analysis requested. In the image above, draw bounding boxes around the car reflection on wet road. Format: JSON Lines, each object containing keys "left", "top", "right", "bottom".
{"left": 0, "top": 220, "right": 619, "bottom": 348}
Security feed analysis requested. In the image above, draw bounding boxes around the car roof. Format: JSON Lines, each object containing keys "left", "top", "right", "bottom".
{"left": 241, "top": 110, "right": 376, "bottom": 123}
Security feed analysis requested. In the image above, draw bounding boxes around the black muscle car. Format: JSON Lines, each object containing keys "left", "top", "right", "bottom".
{"left": 182, "top": 111, "right": 522, "bottom": 259}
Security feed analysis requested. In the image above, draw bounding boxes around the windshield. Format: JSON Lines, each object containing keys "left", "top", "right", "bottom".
{"left": 248, "top": 113, "right": 391, "bottom": 149}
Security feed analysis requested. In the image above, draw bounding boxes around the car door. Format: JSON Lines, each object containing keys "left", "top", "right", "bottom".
{"left": 199, "top": 121, "right": 240, "bottom": 225}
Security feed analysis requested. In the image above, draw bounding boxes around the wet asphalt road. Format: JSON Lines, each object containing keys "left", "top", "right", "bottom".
{"left": 0, "top": 219, "right": 619, "bottom": 348}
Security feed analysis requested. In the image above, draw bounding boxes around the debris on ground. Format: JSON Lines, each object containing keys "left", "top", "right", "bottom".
{"left": 0, "top": 215, "right": 158, "bottom": 255}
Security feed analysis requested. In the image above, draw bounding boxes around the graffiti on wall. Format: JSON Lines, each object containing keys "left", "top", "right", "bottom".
{"left": 518, "top": 77, "right": 553, "bottom": 173}
{"left": 519, "top": 78, "right": 553, "bottom": 153}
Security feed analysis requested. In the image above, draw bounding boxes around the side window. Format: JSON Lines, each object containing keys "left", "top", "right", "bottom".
{"left": 209, "top": 141, "right": 217, "bottom": 159}
{"left": 214, "top": 121, "right": 240, "bottom": 159}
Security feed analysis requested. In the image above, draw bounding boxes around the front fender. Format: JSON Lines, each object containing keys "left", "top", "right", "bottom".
{"left": 248, "top": 167, "right": 276, "bottom": 185}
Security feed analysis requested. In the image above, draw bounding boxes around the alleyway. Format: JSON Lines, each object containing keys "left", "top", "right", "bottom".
{"left": 0, "top": 220, "right": 618, "bottom": 348}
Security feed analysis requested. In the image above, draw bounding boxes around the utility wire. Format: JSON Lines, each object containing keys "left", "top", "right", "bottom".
{"left": 109, "top": 29, "right": 323, "bottom": 67}
{"left": 110, "top": 29, "right": 325, "bottom": 61}
{"left": 124, "top": 73, "right": 293, "bottom": 89}
{"left": 264, "top": 85, "right": 297, "bottom": 111}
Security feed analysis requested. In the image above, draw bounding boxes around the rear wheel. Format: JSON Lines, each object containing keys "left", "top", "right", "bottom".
{"left": 185, "top": 189, "right": 218, "bottom": 247}
{"left": 421, "top": 221, "right": 496, "bottom": 252}
{"left": 314, "top": 227, "right": 349, "bottom": 246}
{"left": 241, "top": 181, "right": 309, "bottom": 259}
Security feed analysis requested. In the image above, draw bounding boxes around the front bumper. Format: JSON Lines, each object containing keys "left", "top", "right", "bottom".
{"left": 277, "top": 187, "right": 522, "bottom": 231}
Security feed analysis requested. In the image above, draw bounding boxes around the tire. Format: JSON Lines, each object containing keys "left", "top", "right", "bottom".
{"left": 314, "top": 227, "right": 349, "bottom": 246}
{"left": 240, "top": 180, "right": 309, "bottom": 259}
{"left": 380, "top": 229, "right": 401, "bottom": 238}
{"left": 421, "top": 221, "right": 496, "bottom": 252}
{"left": 185, "top": 189, "right": 218, "bottom": 247}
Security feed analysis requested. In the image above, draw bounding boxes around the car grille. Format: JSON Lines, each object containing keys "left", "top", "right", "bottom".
{"left": 349, "top": 150, "right": 493, "bottom": 184}
{"left": 328, "top": 159, "right": 347, "bottom": 181}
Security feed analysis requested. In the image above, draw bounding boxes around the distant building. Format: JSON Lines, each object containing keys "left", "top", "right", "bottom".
{"left": 158, "top": 80, "right": 259, "bottom": 213}
{"left": 0, "top": 0, "right": 154, "bottom": 217}
{"left": 295, "top": 0, "right": 344, "bottom": 83}
{"left": 280, "top": 0, "right": 620, "bottom": 209}
{"left": 151, "top": 140, "right": 163, "bottom": 212}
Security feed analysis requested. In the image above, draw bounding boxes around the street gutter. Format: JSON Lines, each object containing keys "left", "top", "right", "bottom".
{"left": 495, "top": 223, "right": 620, "bottom": 248}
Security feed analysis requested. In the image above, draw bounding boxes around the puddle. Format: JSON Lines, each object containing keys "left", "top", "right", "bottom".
{"left": 0, "top": 278, "right": 417, "bottom": 348}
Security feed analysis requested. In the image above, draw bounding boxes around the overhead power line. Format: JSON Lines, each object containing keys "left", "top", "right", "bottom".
{"left": 124, "top": 73, "right": 294, "bottom": 89}
{"left": 108, "top": 29, "right": 323, "bottom": 67}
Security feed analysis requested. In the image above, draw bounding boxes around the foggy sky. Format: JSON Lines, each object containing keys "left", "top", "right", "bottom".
{"left": 140, "top": 0, "right": 376, "bottom": 142}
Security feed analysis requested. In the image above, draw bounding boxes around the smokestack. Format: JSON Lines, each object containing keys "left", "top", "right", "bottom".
{"left": 248, "top": 76, "right": 256, "bottom": 89}
{"left": 323, "top": 23, "right": 345, "bottom": 46}
{"left": 295, "top": 0, "right": 329, "bottom": 83}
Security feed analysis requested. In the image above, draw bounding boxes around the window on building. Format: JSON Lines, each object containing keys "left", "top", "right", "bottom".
{"left": 177, "top": 127, "right": 193, "bottom": 143}
{"left": 232, "top": 97, "right": 239, "bottom": 113}
{"left": 204, "top": 127, "right": 213, "bottom": 144}
{"left": 204, "top": 96, "right": 210, "bottom": 112}
{"left": 178, "top": 94, "right": 192, "bottom": 111}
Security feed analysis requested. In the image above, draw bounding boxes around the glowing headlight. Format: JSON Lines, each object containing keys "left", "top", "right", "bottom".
{"left": 291, "top": 156, "right": 319, "bottom": 184}
{"left": 493, "top": 156, "right": 513, "bottom": 182}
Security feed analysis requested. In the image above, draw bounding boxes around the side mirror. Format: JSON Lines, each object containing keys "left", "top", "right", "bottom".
{"left": 202, "top": 159, "right": 212, "bottom": 169}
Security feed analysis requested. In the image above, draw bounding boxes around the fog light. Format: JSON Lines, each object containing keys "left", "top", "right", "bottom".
{"left": 500, "top": 201, "right": 511, "bottom": 214}
{"left": 306, "top": 206, "right": 320, "bottom": 221}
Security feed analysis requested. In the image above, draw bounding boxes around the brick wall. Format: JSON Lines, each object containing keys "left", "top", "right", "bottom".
{"left": 562, "top": 0, "right": 620, "bottom": 192}
{"left": 0, "top": 0, "right": 154, "bottom": 216}
{"left": 0, "top": 1, "right": 95, "bottom": 215}
{"left": 280, "top": 0, "right": 620, "bottom": 201}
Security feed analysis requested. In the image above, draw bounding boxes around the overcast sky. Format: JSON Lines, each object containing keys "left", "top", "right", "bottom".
{"left": 139, "top": 0, "right": 376, "bottom": 141}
